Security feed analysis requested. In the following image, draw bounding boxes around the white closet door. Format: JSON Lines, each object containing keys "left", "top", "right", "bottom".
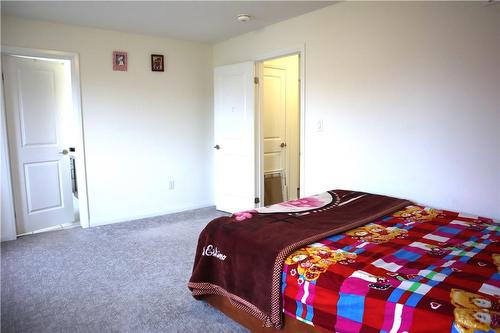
{"left": 213, "top": 62, "right": 255, "bottom": 213}
{"left": 3, "top": 55, "right": 74, "bottom": 234}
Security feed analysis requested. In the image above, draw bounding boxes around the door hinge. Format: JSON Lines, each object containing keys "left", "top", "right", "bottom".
{"left": 254, "top": 197, "right": 260, "bottom": 204}
{"left": 1, "top": 73, "right": 4, "bottom": 81}
{"left": 254, "top": 76, "right": 259, "bottom": 84}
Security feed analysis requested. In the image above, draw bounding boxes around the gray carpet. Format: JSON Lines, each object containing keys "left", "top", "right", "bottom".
{"left": 1, "top": 207, "right": 249, "bottom": 333}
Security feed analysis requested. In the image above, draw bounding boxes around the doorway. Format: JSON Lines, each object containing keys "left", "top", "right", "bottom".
{"left": 258, "top": 54, "right": 300, "bottom": 206}
{"left": 211, "top": 50, "right": 304, "bottom": 213}
{"left": 1, "top": 48, "right": 89, "bottom": 235}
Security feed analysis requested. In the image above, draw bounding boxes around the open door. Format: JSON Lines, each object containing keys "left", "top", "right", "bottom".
{"left": 2, "top": 55, "right": 74, "bottom": 234}
{"left": 213, "top": 62, "right": 255, "bottom": 213}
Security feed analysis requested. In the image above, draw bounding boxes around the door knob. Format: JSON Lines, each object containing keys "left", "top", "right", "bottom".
{"left": 59, "top": 149, "right": 69, "bottom": 155}
{"left": 213, "top": 145, "right": 220, "bottom": 150}
{"left": 280, "top": 142, "right": 287, "bottom": 148}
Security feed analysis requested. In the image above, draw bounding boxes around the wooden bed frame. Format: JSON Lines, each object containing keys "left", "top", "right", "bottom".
{"left": 203, "top": 295, "right": 327, "bottom": 333}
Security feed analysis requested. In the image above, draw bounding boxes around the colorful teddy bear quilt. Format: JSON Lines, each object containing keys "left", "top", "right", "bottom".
{"left": 282, "top": 205, "right": 499, "bottom": 333}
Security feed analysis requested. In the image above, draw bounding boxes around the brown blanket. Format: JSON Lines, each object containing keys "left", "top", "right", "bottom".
{"left": 188, "top": 190, "right": 411, "bottom": 328}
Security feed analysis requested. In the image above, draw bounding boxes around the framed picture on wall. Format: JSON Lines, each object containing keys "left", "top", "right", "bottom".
{"left": 151, "top": 54, "right": 164, "bottom": 72}
{"left": 113, "top": 51, "right": 128, "bottom": 71}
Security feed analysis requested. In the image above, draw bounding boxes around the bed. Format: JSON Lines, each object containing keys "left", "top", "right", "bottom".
{"left": 188, "top": 190, "right": 499, "bottom": 333}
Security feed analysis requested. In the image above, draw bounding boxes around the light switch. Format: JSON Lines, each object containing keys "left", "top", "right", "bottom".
{"left": 316, "top": 120, "right": 324, "bottom": 132}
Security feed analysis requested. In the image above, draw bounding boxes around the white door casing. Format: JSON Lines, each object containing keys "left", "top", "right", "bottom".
{"left": 213, "top": 62, "right": 255, "bottom": 213}
{"left": 262, "top": 65, "right": 288, "bottom": 199}
{"left": 2, "top": 55, "right": 74, "bottom": 234}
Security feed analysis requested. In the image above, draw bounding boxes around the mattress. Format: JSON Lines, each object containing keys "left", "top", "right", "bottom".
{"left": 281, "top": 205, "right": 499, "bottom": 333}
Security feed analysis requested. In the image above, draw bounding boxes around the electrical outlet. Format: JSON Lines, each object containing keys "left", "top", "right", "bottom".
{"left": 169, "top": 180, "right": 175, "bottom": 190}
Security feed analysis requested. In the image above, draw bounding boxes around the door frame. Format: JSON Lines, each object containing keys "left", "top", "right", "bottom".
{"left": 255, "top": 46, "right": 306, "bottom": 206}
{"left": 1, "top": 45, "right": 90, "bottom": 231}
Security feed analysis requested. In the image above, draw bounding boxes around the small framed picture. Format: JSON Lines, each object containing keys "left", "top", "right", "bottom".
{"left": 151, "top": 54, "right": 164, "bottom": 72}
{"left": 113, "top": 51, "right": 128, "bottom": 71}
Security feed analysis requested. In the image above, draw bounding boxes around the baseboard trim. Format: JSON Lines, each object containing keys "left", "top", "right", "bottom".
{"left": 89, "top": 201, "right": 215, "bottom": 227}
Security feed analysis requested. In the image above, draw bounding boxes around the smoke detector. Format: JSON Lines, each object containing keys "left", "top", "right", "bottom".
{"left": 237, "top": 14, "right": 251, "bottom": 22}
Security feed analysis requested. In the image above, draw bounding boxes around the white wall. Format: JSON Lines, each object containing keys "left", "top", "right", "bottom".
{"left": 214, "top": 2, "right": 500, "bottom": 219}
{"left": 1, "top": 16, "right": 214, "bottom": 227}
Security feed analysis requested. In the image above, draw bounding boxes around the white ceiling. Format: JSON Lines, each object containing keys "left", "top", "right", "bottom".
{"left": 1, "top": 1, "right": 335, "bottom": 43}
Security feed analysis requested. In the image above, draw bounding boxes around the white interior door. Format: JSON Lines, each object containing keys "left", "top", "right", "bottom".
{"left": 262, "top": 65, "right": 287, "bottom": 198}
{"left": 2, "top": 55, "right": 74, "bottom": 234}
{"left": 213, "top": 62, "right": 255, "bottom": 213}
